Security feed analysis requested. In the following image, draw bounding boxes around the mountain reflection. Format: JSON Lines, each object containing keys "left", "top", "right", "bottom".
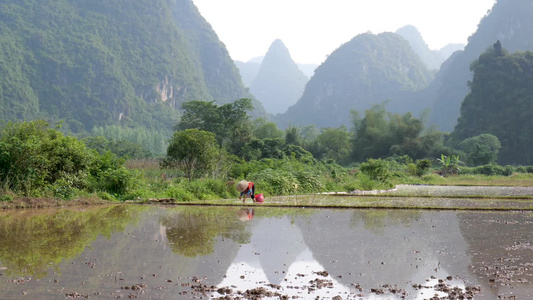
{"left": 1, "top": 206, "right": 533, "bottom": 299}
{"left": 0, "top": 205, "right": 143, "bottom": 278}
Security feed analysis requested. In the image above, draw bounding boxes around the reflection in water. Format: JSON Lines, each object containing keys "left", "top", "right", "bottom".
{"left": 161, "top": 207, "right": 252, "bottom": 257}
{"left": 0, "top": 206, "right": 532, "bottom": 299}
{"left": 237, "top": 208, "right": 254, "bottom": 221}
{"left": 0, "top": 205, "right": 143, "bottom": 278}
{"left": 355, "top": 209, "right": 422, "bottom": 231}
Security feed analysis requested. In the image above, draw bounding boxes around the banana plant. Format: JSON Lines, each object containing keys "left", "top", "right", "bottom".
{"left": 437, "top": 154, "right": 463, "bottom": 176}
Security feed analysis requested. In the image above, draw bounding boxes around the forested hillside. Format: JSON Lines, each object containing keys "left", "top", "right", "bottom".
{"left": 0, "top": 0, "right": 256, "bottom": 135}
{"left": 428, "top": 0, "right": 533, "bottom": 131}
{"left": 451, "top": 43, "right": 533, "bottom": 165}
{"left": 278, "top": 32, "right": 433, "bottom": 128}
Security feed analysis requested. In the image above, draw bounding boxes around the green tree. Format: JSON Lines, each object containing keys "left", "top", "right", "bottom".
{"left": 285, "top": 126, "right": 301, "bottom": 146}
{"left": 177, "top": 99, "right": 254, "bottom": 156}
{"left": 83, "top": 136, "right": 151, "bottom": 159}
{"left": 163, "top": 129, "right": 219, "bottom": 181}
{"left": 300, "top": 125, "right": 320, "bottom": 146}
{"left": 451, "top": 43, "right": 533, "bottom": 164}
{"left": 352, "top": 105, "right": 443, "bottom": 162}
{"left": 315, "top": 126, "right": 351, "bottom": 162}
{"left": 253, "top": 118, "right": 284, "bottom": 140}
{"left": 351, "top": 105, "right": 390, "bottom": 161}
{"left": 458, "top": 134, "right": 501, "bottom": 166}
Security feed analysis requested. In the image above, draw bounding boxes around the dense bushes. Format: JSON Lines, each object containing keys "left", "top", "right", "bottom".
{"left": 0, "top": 121, "right": 135, "bottom": 198}
{"left": 4, "top": 120, "right": 533, "bottom": 203}
{"left": 462, "top": 164, "right": 518, "bottom": 176}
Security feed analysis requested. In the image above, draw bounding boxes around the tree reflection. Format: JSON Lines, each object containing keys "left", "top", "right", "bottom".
{"left": 352, "top": 209, "right": 422, "bottom": 231}
{"left": 0, "top": 205, "right": 144, "bottom": 278}
{"left": 161, "top": 207, "right": 252, "bottom": 257}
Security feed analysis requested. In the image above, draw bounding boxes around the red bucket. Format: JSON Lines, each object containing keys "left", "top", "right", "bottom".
{"left": 255, "top": 193, "right": 264, "bottom": 203}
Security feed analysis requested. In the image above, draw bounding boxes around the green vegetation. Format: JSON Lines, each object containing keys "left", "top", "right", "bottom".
{"left": 162, "top": 207, "right": 251, "bottom": 257}
{"left": 351, "top": 105, "right": 445, "bottom": 162}
{"left": 437, "top": 154, "right": 464, "bottom": 176}
{"left": 3, "top": 97, "right": 533, "bottom": 205}
{"left": 162, "top": 129, "right": 221, "bottom": 181}
{"left": 451, "top": 43, "right": 533, "bottom": 165}
{"left": 0, "top": 121, "right": 137, "bottom": 199}
{"left": 0, "top": 0, "right": 263, "bottom": 157}
{"left": 429, "top": 0, "right": 533, "bottom": 131}
{"left": 279, "top": 32, "right": 434, "bottom": 128}
{"left": 5, "top": 40, "right": 533, "bottom": 203}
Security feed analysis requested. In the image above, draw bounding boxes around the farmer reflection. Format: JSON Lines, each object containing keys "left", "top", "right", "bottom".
{"left": 237, "top": 208, "right": 254, "bottom": 221}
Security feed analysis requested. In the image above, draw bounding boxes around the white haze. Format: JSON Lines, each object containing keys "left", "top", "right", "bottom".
{"left": 192, "top": 0, "right": 496, "bottom": 64}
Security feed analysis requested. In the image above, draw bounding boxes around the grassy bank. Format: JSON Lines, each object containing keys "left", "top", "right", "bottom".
{"left": 3, "top": 157, "right": 533, "bottom": 209}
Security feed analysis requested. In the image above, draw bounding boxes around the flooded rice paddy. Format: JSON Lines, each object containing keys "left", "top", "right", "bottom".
{"left": 0, "top": 204, "right": 532, "bottom": 299}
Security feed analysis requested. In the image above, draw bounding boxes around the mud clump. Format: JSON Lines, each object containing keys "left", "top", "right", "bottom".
{"left": 65, "top": 292, "right": 89, "bottom": 299}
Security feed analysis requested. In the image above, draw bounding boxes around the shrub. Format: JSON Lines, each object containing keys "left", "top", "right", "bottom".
{"left": 165, "top": 186, "right": 196, "bottom": 202}
{"left": 357, "top": 173, "right": 376, "bottom": 190}
{"left": 0, "top": 194, "right": 13, "bottom": 202}
{"left": 359, "top": 158, "right": 391, "bottom": 184}
{"left": 0, "top": 120, "right": 94, "bottom": 194}
{"left": 250, "top": 169, "right": 298, "bottom": 195}
{"left": 89, "top": 167, "right": 136, "bottom": 195}
{"left": 515, "top": 166, "right": 527, "bottom": 173}
{"left": 476, "top": 164, "right": 505, "bottom": 176}
{"left": 415, "top": 159, "right": 432, "bottom": 176}
{"left": 503, "top": 165, "right": 514, "bottom": 176}
{"left": 407, "top": 163, "right": 417, "bottom": 176}
{"left": 295, "top": 171, "right": 324, "bottom": 193}
{"left": 198, "top": 178, "right": 234, "bottom": 199}
{"left": 88, "top": 151, "right": 137, "bottom": 195}
{"left": 49, "top": 178, "right": 80, "bottom": 200}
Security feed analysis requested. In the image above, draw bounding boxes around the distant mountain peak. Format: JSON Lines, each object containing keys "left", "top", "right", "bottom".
{"left": 395, "top": 24, "right": 452, "bottom": 70}
{"left": 278, "top": 32, "right": 433, "bottom": 128}
{"left": 249, "top": 39, "right": 309, "bottom": 115}
{"left": 262, "top": 39, "right": 296, "bottom": 66}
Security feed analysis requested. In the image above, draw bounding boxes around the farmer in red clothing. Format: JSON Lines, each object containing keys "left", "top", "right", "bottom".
{"left": 236, "top": 180, "right": 255, "bottom": 203}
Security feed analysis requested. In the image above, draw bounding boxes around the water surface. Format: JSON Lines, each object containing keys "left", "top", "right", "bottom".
{"left": 0, "top": 205, "right": 532, "bottom": 299}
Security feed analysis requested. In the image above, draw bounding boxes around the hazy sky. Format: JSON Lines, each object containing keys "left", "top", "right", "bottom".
{"left": 192, "top": 0, "right": 496, "bottom": 64}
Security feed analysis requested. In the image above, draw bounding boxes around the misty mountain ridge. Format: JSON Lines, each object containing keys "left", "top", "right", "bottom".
{"left": 278, "top": 32, "right": 434, "bottom": 128}
{"left": 248, "top": 39, "right": 309, "bottom": 115}
{"left": 235, "top": 56, "right": 318, "bottom": 87}
{"left": 395, "top": 25, "right": 464, "bottom": 70}
{"left": 428, "top": 0, "right": 533, "bottom": 131}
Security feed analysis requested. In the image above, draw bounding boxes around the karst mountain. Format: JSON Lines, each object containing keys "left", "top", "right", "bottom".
{"left": 0, "top": 0, "right": 263, "bottom": 133}
{"left": 248, "top": 39, "right": 309, "bottom": 115}
{"left": 277, "top": 32, "right": 434, "bottom": 128}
